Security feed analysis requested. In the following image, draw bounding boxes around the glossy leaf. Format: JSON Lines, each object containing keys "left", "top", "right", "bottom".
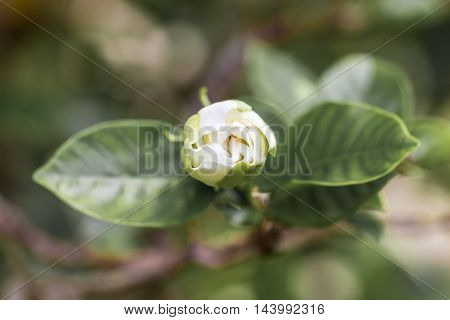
{"left": 348, "top": 211, "right": 384, "bottom": 241}
{"left": 359, "top": 194, "right": 384, "bottom": 211}
{"left": 33, "top": 120, "right": 214, "bottom": 227}
{"left": 409, "top": 117, "right": 450, "bottom": 169}
{"left": 267, "top": 175, "right": 391, "bottom": 227}
{"left": 291, "top": 101, "right": 419, "bottom": 186}
{"left": 245, "top": 41, "right": 316, "bottom": 120}
{"left": 240, "top": 96, "right": 288, "bottom": 126}
{"left": 316, "top": 54, "right": 414, "bottom": 119}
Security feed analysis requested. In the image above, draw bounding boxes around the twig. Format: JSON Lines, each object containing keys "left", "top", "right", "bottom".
{"left": 0, "top": 190, "right": 342, "bottom": 299}
{"left": 47, "top": 225, "right": 339, "bottom": 298}
{"left": 0, "top": 194, "right": 122, "bottom": 267}
{"left": 384, "top": 214, "right": 450, "bottom": 233}
{"left": 184, "top": 35, "right": 247, "bottom": 117}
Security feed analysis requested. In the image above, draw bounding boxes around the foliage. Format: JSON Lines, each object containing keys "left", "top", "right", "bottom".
{"left": 34, "top": 43, "right": 437, "bottom": 229}
{"left": 1, "top": 0, "right": 449, "bottom": 300}
{"left": 34, "top": 120, "right": 213, "bottom": 226}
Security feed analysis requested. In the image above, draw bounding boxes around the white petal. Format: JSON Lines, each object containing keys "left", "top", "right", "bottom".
{"left": 198, "top": 100, "right": 238, "bottom": 135}
{"left": 189, "top": 162, "right": 230, "bottom": 187}
{"left": 243, "top": 111, "right": 277, "bottom": 155}
{"left": 184, "top": 114, "right": 200, "bottom": 144}
{"left": 247, "top": 126, "right": 266, "bottom": 164}
{"left": 198, "top": 100, "right": 252, "bottom": 135}
{"left": 189, "top": 144, "right": 233, "bottom": 168}
{"left": 185, "top": 143, "right": 234, "bottom": 187}
{"left": 228, "top": 136, "right": 253, "bottom": 163}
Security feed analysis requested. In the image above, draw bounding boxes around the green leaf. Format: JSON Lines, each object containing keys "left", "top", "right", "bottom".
{"left": 348, "top": 211, "right": 385, "bottom": 241}
{"left": 245, "top": 41, "right": 316, "bottom": 120}
{"left": 409, "top": 117, "right": 450, "bottom": 169}
{"left": 267, "top": 175, "right": 392, "bottom": 227}
{"left": 33, "top": 120, "right": 214, "bottom": 227}
{"left": 359, "top": 194, "right": 384, "bottom": 211}
{"left": 240, "top": 96, "right": 289, "bottom": 126}
{"left": 291, "top": 101, "right": 419, "bottom": 186}
{"left": 316, "top": 54, "right": 414, "bottom": 119}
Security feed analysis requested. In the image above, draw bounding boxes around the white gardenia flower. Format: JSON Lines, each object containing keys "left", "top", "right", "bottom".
{"left": 182, "top": 99, "right": 276, "bottom": 188}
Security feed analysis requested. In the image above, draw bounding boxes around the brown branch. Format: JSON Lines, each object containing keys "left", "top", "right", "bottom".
{"left": 40, "top": 225, "right": 338, "bottom": 298}
{"left": 184, "top": 35, "right": 247, "bottom": 118}
{"left": 0, "top": 193, "right": 337, "bottom": 298}
{"left": 187, "top": 236, "right": 258, "bottom": 269}
{"left": 0, "top": 194, "right": 122, "bottom": 267}
{"left": 76, "top": 248, "right": 183, "bottom": 295}
{"left": 384, "top": 214, "right": 450, "bottom": 233}
{"left": 187, "top": 225, "right": 335, "bottom": 268}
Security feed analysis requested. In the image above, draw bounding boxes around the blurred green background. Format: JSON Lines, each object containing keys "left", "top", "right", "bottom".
{"left": 0, "top": 0, "right": 449, "bottom": 299}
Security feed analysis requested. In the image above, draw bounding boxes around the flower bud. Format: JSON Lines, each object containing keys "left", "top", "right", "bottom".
{"left": 182, "top": 99, "right": 276, "bottom": 188}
